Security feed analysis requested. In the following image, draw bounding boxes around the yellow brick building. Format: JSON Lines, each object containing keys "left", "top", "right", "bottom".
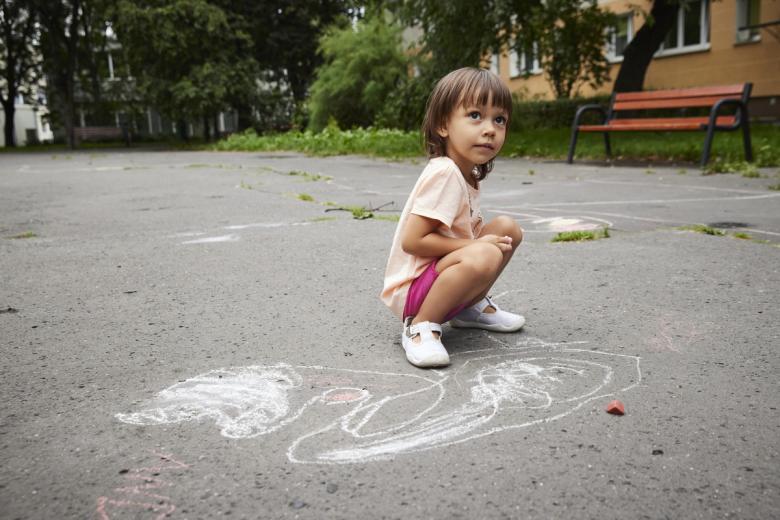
{"left": 491, "top": 0, "right": 780, "bottom": 118}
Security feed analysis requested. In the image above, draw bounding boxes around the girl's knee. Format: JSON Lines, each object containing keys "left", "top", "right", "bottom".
{"left": 461, "top": 242, "right": 503, "bottom": 278}
{"left": 493, "top": 215, "right": 523, "bottom": 247}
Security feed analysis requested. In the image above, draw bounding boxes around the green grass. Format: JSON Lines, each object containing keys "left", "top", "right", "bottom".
{"left": 214, "top": 127, "right": 421, "bottom": 159}
{"left": 287, "top": 170, "right": 332, "bottom": 182}
{"left": 297, "top": 193, "right": 315, "bottom": 202}
{"left": 678, "top": 224, "right": 725, "bottom": 236}
{"left": 8, "top": 231, "right": 37, "bottom": 239}
{"left": 212, "top": 124, "right": 780, "bottom": 167}
{"left": 732, "top": 232, "right": 752, "bottom": 240}
{"left": 768, "top": 183, "right": 780, "bottom": 191}
{"left": 551, "top": 228, "right": 610, "bottom": 243}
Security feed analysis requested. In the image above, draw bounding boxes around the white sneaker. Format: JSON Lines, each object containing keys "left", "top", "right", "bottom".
{"left": 401, "top": 317, "right": 450, "bottom": 368}
{"left": 449, "top": 296, "right": 525, "bottom": 332}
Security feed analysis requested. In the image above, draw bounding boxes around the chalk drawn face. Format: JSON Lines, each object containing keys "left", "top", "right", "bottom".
{"left": 117, "top": 338, "right": 641, "bottom": 464}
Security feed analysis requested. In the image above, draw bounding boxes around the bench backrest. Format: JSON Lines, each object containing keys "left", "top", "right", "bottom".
{"left": 612, "top": 84, "right": 750, "bottom": 112}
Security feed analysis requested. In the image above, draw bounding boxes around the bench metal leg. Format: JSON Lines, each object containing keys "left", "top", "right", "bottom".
{"left": 742, "top": 123, "right": 753, "bottom": 162}
{"left": 603, "top": 133, "right": 612, "bottom": 158}
{"left": 567, "top": 128, "right": 579, "bottom": 164}
{"left": 701, "top": 124, "right": 717, "bottom": 168}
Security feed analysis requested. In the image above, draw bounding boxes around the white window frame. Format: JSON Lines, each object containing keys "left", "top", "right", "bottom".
{"left": 607, "top": 13, "right": 633, "bottom": 63}
{"left": 736, "top": 0, "right": 761, "bottom": 43}
{"left": 490, "top": 53, "right": 500, "bottom": 76}
{"left": 656, "top": 0, "right": 711, "bottom": 58}
{"left": 509, "top": 41, "right": 541, "bottom": 78}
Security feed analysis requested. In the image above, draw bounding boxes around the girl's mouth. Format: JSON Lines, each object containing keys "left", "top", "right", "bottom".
{"left": 476, "top": 144, "right": 494, "bottom": 151}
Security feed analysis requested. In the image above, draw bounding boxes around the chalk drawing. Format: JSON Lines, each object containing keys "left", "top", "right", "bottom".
{"left": 223, "top": 221, "right": 311, "bottom": 230}
{"left": 116, "top": 337, "right": 641, "bottom": 464}
{"left": 485, "top": 210, "right": 612, "bottom": 233}
{"left": 181, "top": 234, "right": 239, "bottom": 244}
{"left": 95, "top": 451, "right": 189, "bottom": 520}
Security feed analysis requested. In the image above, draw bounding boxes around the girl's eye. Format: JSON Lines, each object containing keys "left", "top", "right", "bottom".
{"left": 495, "top": 115, "right": 507, "bottom": 125}
{"left": 468, "top": 111, "right": 481, "bottom": 120}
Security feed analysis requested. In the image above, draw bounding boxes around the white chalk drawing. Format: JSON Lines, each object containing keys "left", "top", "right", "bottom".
{"left": 485, "top": 210, "right": 612, "bottom": 233}
{"left": 116, "top": 337, "right": 641, "bottom": 464}
{"left": 223, "top": 221, "right": 311, "bottom": 231}
{"left": 181, "top": 234, "right": 239, "bottom": 244}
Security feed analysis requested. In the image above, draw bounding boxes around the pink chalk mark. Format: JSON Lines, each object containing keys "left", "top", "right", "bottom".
{"left": 94, "top": 451, "right": 189, "bottom": 520}
{"left": 323, "top": 391, "right": 364, "bottom": 403}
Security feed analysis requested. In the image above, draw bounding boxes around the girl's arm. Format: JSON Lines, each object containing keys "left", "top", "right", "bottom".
{"left": 401, "top": 214, "right": 511, "bottom": 257}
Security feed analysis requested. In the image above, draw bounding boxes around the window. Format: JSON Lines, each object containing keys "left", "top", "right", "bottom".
{"left": 509, "top": 41, "right": 540, "bottom": 77}
{"left": 736, "top": 0, "right": 761, "bottom": 43}
{"left": 608, "top": 14, "right": 633, "bottom": 60}
{"left": 490, "top": 53, "right": 500, "bottom": 76}
{"left": 659, "top": 0, "right": 709, "bottom": 55}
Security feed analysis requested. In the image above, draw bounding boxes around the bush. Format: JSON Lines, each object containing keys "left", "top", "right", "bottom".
{"left": 308, "top": 17, "right": 407, "bottom": 132}
{"left": 511, "top": 95, "right": 611, "bottom": 131}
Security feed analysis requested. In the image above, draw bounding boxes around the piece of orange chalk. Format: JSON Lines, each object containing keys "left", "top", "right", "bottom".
{"left": 606, "top": 400, "right": 625, "bottom": 415}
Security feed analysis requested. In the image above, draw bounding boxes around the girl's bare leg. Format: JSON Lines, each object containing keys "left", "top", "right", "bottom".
{"left": 411, "top": 242, "right": 503, "bottom": 326}
{"left": 470, "top": 215, "right": 524, "bottom": 309}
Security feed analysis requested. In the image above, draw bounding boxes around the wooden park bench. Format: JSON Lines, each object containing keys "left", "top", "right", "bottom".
{"left": 567, "top": 83, "right": 753, "bottom": 167}
{"left": 74, "top": 126, "right": 130, "bottom": 145}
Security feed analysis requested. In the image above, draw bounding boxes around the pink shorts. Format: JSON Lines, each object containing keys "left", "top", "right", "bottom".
{"left": 403, "top": 260, "right": 468, "bottom": 322}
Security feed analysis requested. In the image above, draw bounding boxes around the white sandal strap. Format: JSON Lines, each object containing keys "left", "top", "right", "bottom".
{"left": 407, "top": 321, "right": 442, "bottom": 342}
{"left": 474, "top": 297, "right": 496, "bottom": 313}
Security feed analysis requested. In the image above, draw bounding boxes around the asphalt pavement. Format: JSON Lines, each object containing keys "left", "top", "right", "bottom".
{"left": 1, "top": 150, "right": 779, "bottom": 519}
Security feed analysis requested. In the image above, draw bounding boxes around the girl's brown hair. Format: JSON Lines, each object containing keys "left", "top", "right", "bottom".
{"left": 421, "top": 67, "right": 513, "bottom": 180}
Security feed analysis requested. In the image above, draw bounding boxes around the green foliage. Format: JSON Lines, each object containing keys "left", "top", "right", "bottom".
{"left": 394, "top": 1, "right": 508, "bottom": 78}
{"left": 703, "top": 160, "right": 761, "bottom": 177}
{"left": 678, "top": 225, "right": 725, "bottom": 236}
{"left": 551, "top": 228, "right": 609, "bottom": 242}
{"left": 8, "top": 230, "right": 37, "bottom": 239}
{"left": 114, "top": 0, "right": 258, "bottom": 126}
{"left": 215, "top": 124, "right": 780, "bottom": 167}
{"left": 308, "top": 17, "right": 407, "bottom": 131}
{"left": 523, "top": 0, "right": 615, "bottom": 98}
{"left": 214, "top": 126, "right": 422, "bottom": 159}
{"left": 511, "top": 95, "right": 610, "bottom": 131}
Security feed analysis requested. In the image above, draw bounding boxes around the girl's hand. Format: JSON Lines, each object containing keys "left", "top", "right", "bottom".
{"left": 478, "top": 234, "right": 512, "bottom": 252}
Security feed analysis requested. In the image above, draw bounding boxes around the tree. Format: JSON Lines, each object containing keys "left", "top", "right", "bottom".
{"left": 391, "top": 0, "right": 614, "bottom": 100}
{"left": 36, "top": 0, "right": 90, "bottom": 148}
{"left": 526, "top": 0, "right": 615, "bottom": 98}
{"left": 114, "top": 0, "right": 259, "bottom": 140}
{"left": 218, "top": 0, "right": 358, "bottom": 130}
{"left": 0, "top": 0, "right": 39, "bottom": 147}
{"left": 613, "top": 0, "right": 677, "bottom": 93}
{"left": 307, "top": 16, "right": 406, "bottom": 131}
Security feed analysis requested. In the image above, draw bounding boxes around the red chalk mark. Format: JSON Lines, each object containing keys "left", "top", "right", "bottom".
{"left": 606, "top": 400, "right": 625, "bottom": 415}
{"left": 95, "top": 451, "right": 189, "bottom": 520}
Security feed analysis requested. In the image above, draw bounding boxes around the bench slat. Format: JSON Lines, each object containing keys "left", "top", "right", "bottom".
{"left": 609, "top": 116, "right": 736, "bottom": 126}
{"left": 579, "top": 115, "right": 736, "bottom": 132}
{"left": 614, "top": 84, "right": 745, "bottom": 102}
{"left": 613, "top": 95, "right": 741, "bottom": 111}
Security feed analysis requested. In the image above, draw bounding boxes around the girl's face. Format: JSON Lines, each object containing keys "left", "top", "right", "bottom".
{"left": 437, "top": 98, "right": 508, "bottom": 178}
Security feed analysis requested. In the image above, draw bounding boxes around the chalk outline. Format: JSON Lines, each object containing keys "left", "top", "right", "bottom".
{"left": 116, "top": 337, "right": 641, "bottom": 465}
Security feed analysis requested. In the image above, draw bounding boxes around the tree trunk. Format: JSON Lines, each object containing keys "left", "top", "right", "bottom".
{"left": 202, "top": 115, "right": 210, "bottom": 141}
{"left": 2, "top": 99, "right": 16, "bottom": 147}
{"left": 613, "top": 0, "right": 678, "bottom": 93}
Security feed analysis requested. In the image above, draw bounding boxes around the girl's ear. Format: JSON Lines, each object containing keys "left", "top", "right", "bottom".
{"left": 436, "top": 126, "right": 448, "bottom": 138}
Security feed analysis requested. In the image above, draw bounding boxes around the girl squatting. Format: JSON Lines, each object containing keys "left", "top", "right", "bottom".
{"left": 381, "top": 67, "right": 525, "bottom": 368}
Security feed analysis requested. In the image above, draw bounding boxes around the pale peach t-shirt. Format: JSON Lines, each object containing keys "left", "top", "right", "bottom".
{"left": 381, "top": 156, "right": 483, "bottom": 320}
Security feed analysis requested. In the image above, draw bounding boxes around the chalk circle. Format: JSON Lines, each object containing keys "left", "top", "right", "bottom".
{"left": 116, "top": 338, "right": 641, "bottom": 464}
{"left": 494, "top": 212, "right": 612, "bottom": 233}
{"left": 321, "top": 388, "right": 370, "bottom": 404}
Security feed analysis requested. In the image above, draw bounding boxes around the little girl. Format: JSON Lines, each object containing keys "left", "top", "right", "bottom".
{"left": 381, "top": 67, "right": 525, "bottom": 368}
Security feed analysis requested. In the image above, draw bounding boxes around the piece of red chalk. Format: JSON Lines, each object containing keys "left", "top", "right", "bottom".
{"left": 606, "top": 400, "right": 625, "bottom": 415}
